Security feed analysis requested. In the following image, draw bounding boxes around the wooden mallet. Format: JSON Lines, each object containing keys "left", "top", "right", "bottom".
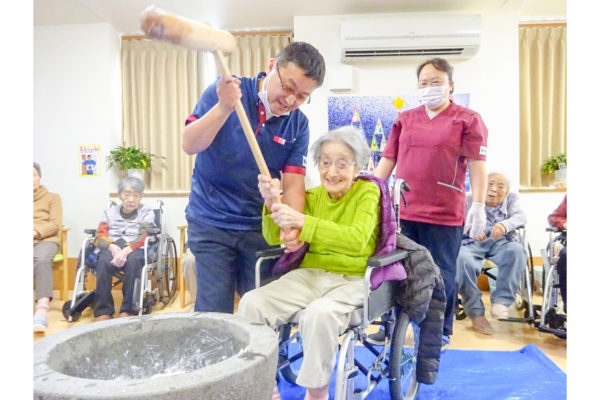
{"left": 140, "top": 5, "right": 271, "bottom": 178}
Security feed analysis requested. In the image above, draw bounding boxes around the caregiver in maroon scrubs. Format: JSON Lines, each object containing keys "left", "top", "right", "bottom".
{"left": 374, "top": 57, "right": 488, "bottom": 347}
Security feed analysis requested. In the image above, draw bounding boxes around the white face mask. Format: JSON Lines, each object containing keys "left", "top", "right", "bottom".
{"left": 418, "top": 85, "right": 448, "bottom": 110}
{"left": 257, "top": 70, "right": 290, "bottom": 119}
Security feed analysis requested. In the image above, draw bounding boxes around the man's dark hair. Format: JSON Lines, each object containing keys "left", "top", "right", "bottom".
{"left": 276, "top": 41, "right": 326, "bottom": 87}
{"left": 416, "top": 57, "right": 454, "bottom": 82}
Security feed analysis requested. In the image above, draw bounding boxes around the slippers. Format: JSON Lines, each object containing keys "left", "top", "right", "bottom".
{"left": 33, "top": 316, "right": 48, "bottom": 332}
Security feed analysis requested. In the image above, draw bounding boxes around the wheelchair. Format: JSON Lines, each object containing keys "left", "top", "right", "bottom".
{"left": 62, "top": 200, "right": 178, "bottom": 322}
{"left": 455, "top": 226, "right": 535, "bottom": 324}
{"left": 255, "top": 244, "right": 420, "bottom": 400}
{"left": 531, "top": 227, "right": 566, "bottom": 339}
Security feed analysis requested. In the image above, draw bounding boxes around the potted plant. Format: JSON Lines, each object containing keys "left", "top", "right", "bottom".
{"left": 541, "top": 152, "right": 566, "bottom": 186}
{"left": 106, "top": 145, "right": 165, "bottom": 180}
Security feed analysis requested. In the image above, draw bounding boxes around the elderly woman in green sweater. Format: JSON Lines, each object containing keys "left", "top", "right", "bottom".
{"left": 238, "top": 126, "right": 379, "bottom": 400}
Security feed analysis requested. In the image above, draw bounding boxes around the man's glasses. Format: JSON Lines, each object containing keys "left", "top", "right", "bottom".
{"left": 318, "top": 157, "right": 355, "bottom": 171}
{"left": 275, "top": 63, "right": 311, "bottom": 104}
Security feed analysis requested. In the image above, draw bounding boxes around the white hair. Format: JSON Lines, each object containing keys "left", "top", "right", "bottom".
{"left": 117, "top": 177, "right": 145, "bottom": 194}
{"left": 309, "top": 126, "right": 370, "bottom": 169}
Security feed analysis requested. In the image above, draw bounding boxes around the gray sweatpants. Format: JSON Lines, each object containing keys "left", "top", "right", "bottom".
{"left": 237, "top": 268, "right": 364, "bottom": 388}
{"left": 33, "top": 241, "right": 59, "bottom": 301}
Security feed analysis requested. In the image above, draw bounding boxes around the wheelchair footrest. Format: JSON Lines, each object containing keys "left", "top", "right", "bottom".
{"left": 539, "top": 325, "right": 567, "bottom": 339}
{"left": 70, "top": 291, "right": 95, "bottom": 315}
{"left": 498, "top": 316, "right": 534, "bottom": 324}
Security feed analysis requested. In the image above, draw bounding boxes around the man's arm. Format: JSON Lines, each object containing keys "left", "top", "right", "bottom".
{"left": 280, "top": 173, "right": 306, "bottom": 252}
{"left": 281, "top": 173, "right": 305, "bottom": 213}
{"left": 182, "top": 76, "right": 241, "bottom": 155}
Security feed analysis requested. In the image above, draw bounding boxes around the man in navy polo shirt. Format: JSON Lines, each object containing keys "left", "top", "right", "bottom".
{"left": 182, "top": 42, "right": 325, "bottom": 313}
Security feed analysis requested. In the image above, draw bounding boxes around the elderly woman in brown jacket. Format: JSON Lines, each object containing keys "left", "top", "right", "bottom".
{"left": 33, "top": 162, "right": 62, "bottom": 332}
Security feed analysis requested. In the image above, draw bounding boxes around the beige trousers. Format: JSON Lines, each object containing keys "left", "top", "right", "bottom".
{"left": 237, "top": 268, "right": 364, "bottom": 388}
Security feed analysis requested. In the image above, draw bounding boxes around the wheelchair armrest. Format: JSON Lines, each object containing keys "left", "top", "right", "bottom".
{"left": 366, "top": 249, "right": 409, "bottom": 268}
{"left": 256, "top": 246, "right": 285, "bottom": 258}
{"left": 84, "top": 229, "right": 97, "bottom": 235}
{"left": 546, "top": 227, "right": 560, "bottom": 232}
{"left": 147, "top": 227, "right": 161, "bottom": 235}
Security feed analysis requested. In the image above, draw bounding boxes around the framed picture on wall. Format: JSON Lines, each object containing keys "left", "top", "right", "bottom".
{"left": 79, "top": 144, "right": 100, "bottom": 176}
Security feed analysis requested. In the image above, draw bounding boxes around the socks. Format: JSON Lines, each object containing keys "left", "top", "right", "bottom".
{"left": 34, "top": 297, "right": 50, "bottom": 319}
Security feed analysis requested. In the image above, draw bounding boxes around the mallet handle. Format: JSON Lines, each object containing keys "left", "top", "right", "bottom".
{"left": 213, "top": 50, "right": 272, "bottom": 179}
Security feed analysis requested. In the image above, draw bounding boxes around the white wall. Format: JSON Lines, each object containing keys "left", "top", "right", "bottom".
{"left": 34, "top": 23, "right": 189, "bottom": 256}
{"left": 33, "top": 10, "right": 565, "bottom": 257}
{"left": 294, "top": 10, "right": 562, "bottom": 254}
{"left": 35, "top": 23, "right": 122, "bottom": 255}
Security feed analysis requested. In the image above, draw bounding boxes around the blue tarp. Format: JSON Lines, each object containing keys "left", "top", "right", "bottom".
{"left": 277, "top": 344, "right": 566, "bottom": 400}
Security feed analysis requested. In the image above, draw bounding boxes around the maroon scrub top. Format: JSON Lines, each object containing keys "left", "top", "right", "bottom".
{"left": 382, "top": 101, "right": 488, "bottom": 226}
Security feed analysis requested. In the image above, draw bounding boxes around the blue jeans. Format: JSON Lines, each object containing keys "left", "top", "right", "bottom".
{"left": 187, "top": 221, "right": 270, "bottom": 313}
{"left": 455, "top": 237, "right": 526, "bottom": 318}
{"left": 400, "top": 220, "right": 463, "bottom": 337}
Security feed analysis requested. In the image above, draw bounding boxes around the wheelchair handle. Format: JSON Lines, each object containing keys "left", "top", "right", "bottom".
{"left": 256, "top": 246, "right": 286, "bottom": 258}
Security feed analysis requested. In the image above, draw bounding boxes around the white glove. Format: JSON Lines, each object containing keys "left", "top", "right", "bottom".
{"left": 464, "top": 202, "right": 486, "bottom": 239}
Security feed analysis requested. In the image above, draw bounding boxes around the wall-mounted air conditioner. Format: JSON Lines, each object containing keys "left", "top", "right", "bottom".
{"left": 340, "top": 13, "right": 482, "bottom": 61}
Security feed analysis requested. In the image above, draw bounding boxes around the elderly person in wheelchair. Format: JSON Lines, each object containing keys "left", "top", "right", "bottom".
{"left": 93, "top": 177, "right": 155, "bottom": 321}
{"left": 238, "top": 126, "right": 379, "bottom": 400}
{"left": 455, "top": 172, "right": 527, "bottom": 334}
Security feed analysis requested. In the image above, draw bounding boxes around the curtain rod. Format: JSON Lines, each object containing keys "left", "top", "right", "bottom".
{"left": 122, "top": 30, "right": 293, "bottom": 41}
{"left": 519, "top": 22, "right": 566, "bottom": 28}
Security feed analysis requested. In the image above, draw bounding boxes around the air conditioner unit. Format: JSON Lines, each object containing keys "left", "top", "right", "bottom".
{"left": 340, "top": 13, "right": 482, "bottom": 61}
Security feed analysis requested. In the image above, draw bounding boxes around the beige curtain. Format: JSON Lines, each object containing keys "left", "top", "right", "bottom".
{"left": 228, "top": 33, "right": 291, "bottom": 77}
{"left": 121, "top": 33, "right": 290, "bottom": 191}
{"left": 519, "top": 25, "right": 566, "bottom": 187}
{"left": 121, "top": 39, "right": 206, "bottom": 191}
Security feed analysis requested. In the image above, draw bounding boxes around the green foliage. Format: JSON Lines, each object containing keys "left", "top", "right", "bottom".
{"left": 541, "top": 152, "right": 567, "bottom": 175}
{"left": 106, "top": 146, "right": 165, "bottom": 171}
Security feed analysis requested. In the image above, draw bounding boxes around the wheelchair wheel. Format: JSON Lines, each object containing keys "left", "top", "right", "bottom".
{"left": 157, "top": 236, "right": 178, "bottom": 305}
{"left": 278, "top": 324, "right": 303, "bottom": 385}
{"left": 62, "top": 300, "right": 82, "bottom": 322}
{"left": 515, "top": 243, "right": 534, "bottom": 310}
{"left": 389, "top": 312, "right": 419, "bottom": 400}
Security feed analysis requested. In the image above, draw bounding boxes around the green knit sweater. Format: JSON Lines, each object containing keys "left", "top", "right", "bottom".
{"left": 263, "top": 179, "right": 380, "bottom": 276}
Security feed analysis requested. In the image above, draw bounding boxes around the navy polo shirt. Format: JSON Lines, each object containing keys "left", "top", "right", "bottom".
{"left": 185, "top": 72, "right": 310, "bottom": 231}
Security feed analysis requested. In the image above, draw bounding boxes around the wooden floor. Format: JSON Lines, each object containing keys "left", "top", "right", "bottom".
{"left": 34, "top": 288, "right": 566, "bottom": 373}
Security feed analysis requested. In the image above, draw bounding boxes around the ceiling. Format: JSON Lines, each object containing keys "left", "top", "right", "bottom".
{"left": 34, "top": 0, "right": 566, "bottom": 34}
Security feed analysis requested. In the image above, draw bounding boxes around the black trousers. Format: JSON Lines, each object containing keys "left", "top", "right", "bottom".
{"left": 93, "top": 247, "right": 145, "bottom": 317}
{"left": 400, "top": 220, "right": 463, "bottom": 337}
{"left": 556, "top": 245, "right": 567, "bottom": 312}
